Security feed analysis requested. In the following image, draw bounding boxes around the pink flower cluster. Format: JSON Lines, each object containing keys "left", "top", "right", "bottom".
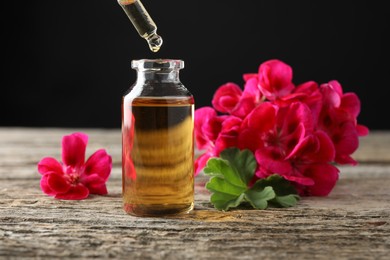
{"left": 37, "top": 132, "right": 112, "bottom": 200}
{"left": 195, "top": 59, "right": 369, "bottom": 196}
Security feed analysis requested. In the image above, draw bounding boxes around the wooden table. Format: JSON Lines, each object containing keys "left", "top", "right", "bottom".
{"left": 1, "top": 128, "right": 389, "bottom": 259}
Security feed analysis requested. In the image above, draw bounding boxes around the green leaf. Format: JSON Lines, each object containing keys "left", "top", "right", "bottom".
{"left": 203, "top": 148, "right": 300, "bottom": 211}
{"left": 263, "top": 174, "right": 298, "bottom": 196}
{"left": 205, "top": 176, "right": 246, "bottom": 196}
{"left": 251, "top": 174, "right": 300, "bottom": 208}
{"left": 209, "top": 192, "right": 245, "bottom": 211}
{"left": 220, "top": 148, "right": 257, "bottom": 185}
{"left": 204, "top": 158, "right": 247, "bottom": 189}
{"left": 245, "top": 186, "right": 275, "bottom": 209}
{"left": 204, "top": 157, "right": 248, "bottom": 211}
{"left": 271, "top": 194, "right": 300, "bottom": 208}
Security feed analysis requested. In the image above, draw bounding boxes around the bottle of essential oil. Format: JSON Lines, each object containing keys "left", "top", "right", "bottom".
{"left": 122, "top": 59, "right": 194, "bottom": 217}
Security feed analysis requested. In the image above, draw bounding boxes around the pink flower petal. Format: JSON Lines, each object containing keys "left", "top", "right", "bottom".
{"left": 276, "top": 81, "right": 320, "bottom": 109}
{"left": 82, "top": 174, "right": 108, "bottom": 195}
{"left": 255, "top": 147, "right": 292, "bottom": 174}
{"left": 321, "top": 83, "right": 341, "bottom": 108}
{"left": 237, "top": 128, "right": 264, "bottom": 152}
{"left": 82, "top": 173, "right": 104, "bottom": 185}
{"left": 299, "top": 163, "right": 339, "bottom": 196}
{"left": 232, "top": 97, "right": 257, "bottom": 119}
{"left": 194, "top": 152, "right": 213, "bottom": 175}
{"left": 340, "top": 93, "right": 361, "bottom": 118}
{"left": 288, "top": 131, "right": 335, "bottom": 163}
{"left": 284, "top": 173, "right": 315, "bottom": 186}
{"left": 295, "top": 81, "right": 319, "bottom": 93}
{"left": 328, "top": 80, "right": 344, "bottom": 96}
{"left": 276, "top": 92, "right": 307, "bottom": 107}
{"left": 73, "top": 132, "right": 88, "bottom": 144}
{"left": 254, "top": 167, "right": 273, "bottom": 179}
{"left": 242, "top": 77, "right": 261, "bottom": 99}
{"left": 40, "top": 174, "right": 57, "bottom": 196}
{"left": 214, "top": 117, "right": 242, "bottom": 154}
{"left": 283, "top": 123, "right": 307, "bottom": 159}
{"left": 356, "top": 124, "right": 369, "bottom": 136}
{"left": 243, "top": 102, "right": 277, "bottom": 132}
{"left": 83, "top": 149, "right": 112, "bottom": 181}
{"left": 294, "top": 81, "right": 323, "bottom": 116}
{"left": 336, "top": 154, "right": 358, "bottom": 165}
{"left": 47, "top": 173, "right": 71, "bottom": 194}
{"left": 212, "top": 82, "right": 242, "bottom": 114}
{"left": 281, "top": 102, "right": 314, "bottom": 136}
{"left": 62, "top": 132, "right": 88, "bottom": 168}
{"left": 311, "top": 131, "right": 335, "bottom": 163}
{"left": 194, "top": 107, "right": 217, "bottom": 150}
{"left": 55, "top": 184, "right": 89, "bottom": 200}
{"left": 87, "top": 184, "right": 108, "bottom": 195}
{"left": 243, "top": 73, "right": 257, "bottom": 82}
{"left": 214, "top": 134, "right": 237, "bottom": 155}
{"left": 258, "top": 59, "right": 295, "bottom": 100}
{"left": 37, "top": 157, "right": 63, "bottom": 175}
{"left": 232, "top": 77, "right": 262, "bottom": 118}
{"left": 333, "top": 122, "right": 359, "bottom": 156}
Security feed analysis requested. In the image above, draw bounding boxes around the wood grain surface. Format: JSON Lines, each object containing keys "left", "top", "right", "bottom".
{"left": 0, "top": 128, "right": 389, "bottom": 259}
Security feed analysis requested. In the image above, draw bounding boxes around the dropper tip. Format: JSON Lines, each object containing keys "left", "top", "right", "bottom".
{"left": 147, "top": 34, "right": 163, "bottom": 52}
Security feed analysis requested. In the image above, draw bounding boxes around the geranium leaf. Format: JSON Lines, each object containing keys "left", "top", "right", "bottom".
{"left": 204, "top": 151, "right": 253, "bottom": 211}
{"left": 209, "top": 192, "right": 246, "bottom": 211}
{"left": 251, "top": 174, "right": 299, "bottom": 208}
{"left": 204, "top": 157, "right": 247, "bottom": 211}
{"left": 264, "top": 174, "right": 298, "bottom": 196}
{"left": 220, "top": 148, "right": 257, "bottom": 185}
{"left": 204, "top": 157, "right": 247, "bottom": 189}
{"left": 245, "top": 186, "right": 275, "bottom": 209}
{"left": 204, "top": 149, "right": 300, "bottom": 211}
{"left": 271, "top": 194, "right": 300, "bottom": 208}
{"left": 205, "top": 176, "right": 247, "bottom": 196}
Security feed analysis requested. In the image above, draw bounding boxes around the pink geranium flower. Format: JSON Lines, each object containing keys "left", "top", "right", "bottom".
{"left": 319, "top": 80, "right": 369, "bottom": 165}
{"left": 212, "top": 79, "right": 262, "bottom": 118}
{"left": 258, "top": 59, "right": 295, "bottom": 100}
{"left": 194, "top": 59, "right": 369, "bottom": 197}
{"left": 37, "top": 132, "right": 112, "bottom": 200}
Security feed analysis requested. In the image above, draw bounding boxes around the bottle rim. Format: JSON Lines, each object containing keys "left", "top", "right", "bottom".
{"left": 131, "top": 59, "right": 184, "bottom": 70}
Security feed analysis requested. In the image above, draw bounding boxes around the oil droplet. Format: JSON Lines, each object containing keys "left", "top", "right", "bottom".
{"left": 146, "top": 34, "right": 163, "bottom": 52}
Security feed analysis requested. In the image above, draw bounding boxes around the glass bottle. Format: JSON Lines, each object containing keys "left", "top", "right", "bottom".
{"left": 122, "top": 59, "right": 194, "bottom": 217}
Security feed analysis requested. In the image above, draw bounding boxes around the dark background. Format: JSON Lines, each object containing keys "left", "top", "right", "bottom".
{"left": 2, "top": 1, "right": 389, "bottom": 129}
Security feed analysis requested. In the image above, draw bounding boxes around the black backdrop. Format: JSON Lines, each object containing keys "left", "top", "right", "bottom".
{"left": 2, "top": 1, "right": 389, "bottom": 129}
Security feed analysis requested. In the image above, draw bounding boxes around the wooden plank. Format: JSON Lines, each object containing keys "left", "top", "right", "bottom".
{"left": 1, "top": 170, "right": 389, "bottom": 259}
{"left": 352, "top": 130, "right": 390, "bottom": 163}
{"left": 0, "top": 128, "right": 389, "bottom": 178}
{"left": 0, "top": 128, "right": 389, "bottom": 259}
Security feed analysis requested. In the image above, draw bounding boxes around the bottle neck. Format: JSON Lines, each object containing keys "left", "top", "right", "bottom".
{"left": 136, "top": 69, "right": 181, "bottom": 83}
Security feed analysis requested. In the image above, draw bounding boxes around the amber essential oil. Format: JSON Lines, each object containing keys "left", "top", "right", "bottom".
{"left": 122, "top": 96, "right": 194, "bottom": 216}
